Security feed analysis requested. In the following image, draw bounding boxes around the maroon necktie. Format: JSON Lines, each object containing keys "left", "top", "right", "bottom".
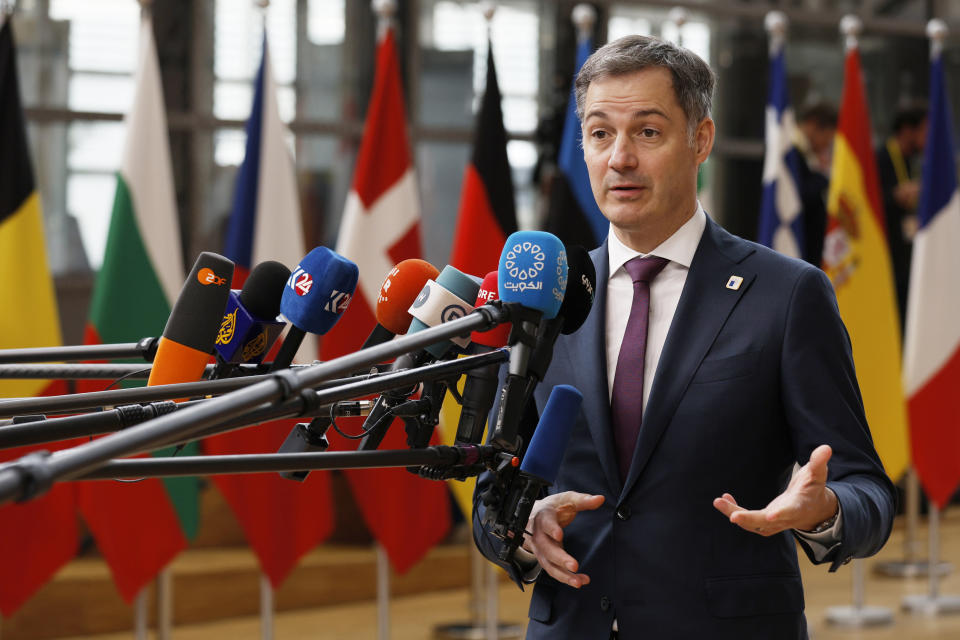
{"left": 611, "top": 255, "right": 669, "bottom": 484}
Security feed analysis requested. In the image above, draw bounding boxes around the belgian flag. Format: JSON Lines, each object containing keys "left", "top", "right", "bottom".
{"left": 0, "top": 17, "right": 78, "bottom": 615}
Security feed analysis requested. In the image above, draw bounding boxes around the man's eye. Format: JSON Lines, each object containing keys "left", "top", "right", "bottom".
{"left": 640, "top": 128, "right": 659, "bottom": 137}
{"left": 591, "top": 130, "right": 608, "bottom": 140}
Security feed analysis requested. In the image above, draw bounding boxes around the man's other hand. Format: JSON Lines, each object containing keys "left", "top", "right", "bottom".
{"left": 523, "top": 491, "right": 605, "bottom": 588}
{"left": 712, "top": 444, "right": 839, "bottom": 536}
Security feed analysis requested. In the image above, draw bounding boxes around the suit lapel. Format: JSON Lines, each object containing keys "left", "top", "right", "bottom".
{"left": 620, "top": 218, "right": 757, "bottom": 501}
{"left": 562, "top": 241, "right": 620, "bottom": 495}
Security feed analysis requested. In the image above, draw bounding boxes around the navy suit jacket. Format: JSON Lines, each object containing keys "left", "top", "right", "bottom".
{"left": 473, "top": 217, "right": 895, "bottom": 639}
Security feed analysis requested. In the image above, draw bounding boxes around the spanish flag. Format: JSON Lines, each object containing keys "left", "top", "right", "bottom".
{"left": 0, "top": 17, "right": 78, "bottom": 616}
{"left": 822, "top": 43, "right": 909, "bottom": 481}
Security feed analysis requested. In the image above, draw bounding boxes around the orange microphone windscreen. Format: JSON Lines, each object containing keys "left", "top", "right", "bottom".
{"left": 376, "top": 259, "right": 440, "bottom": 335}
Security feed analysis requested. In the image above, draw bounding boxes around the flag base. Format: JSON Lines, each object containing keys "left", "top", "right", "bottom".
{"left": 824, "top": 605, "right": 894, "bottom": 627}
{"left": 874, "top": 559, "right": 953, "bottom": 578}
{"left": 433, "top": 622, "right": 524, "bottom": 639}
{"left": 902, "top": 594, "right": 960, "bottom": 615}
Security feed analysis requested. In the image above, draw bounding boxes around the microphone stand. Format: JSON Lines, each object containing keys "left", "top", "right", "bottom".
{"left": 0, "top": 303, "right": 513, "bottom": 505}
{"left": 0, "top": 362, "right": 268, "bottom": 380}
{"left": 0, "top": 350, "right": 507, "bottom": 451}
{"left": 0, "top": 337, "right": 159, "bottom": 363}
{"left": 73, "top": 445, "right": 504, "bottom": 479}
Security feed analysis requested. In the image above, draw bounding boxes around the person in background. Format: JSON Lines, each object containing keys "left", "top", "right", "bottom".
{"left": 794, "top": 100, "right": 837, "bottom": 266}
{"left": 876, "top": 102, "right": 928, "bottom": 328}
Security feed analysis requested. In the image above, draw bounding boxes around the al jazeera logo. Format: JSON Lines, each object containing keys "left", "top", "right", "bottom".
{"left": 240, "top": 330, "right": 269, "bottom": 361}
{"left": 216, "top": 309, "right": 237, "bottom": 345}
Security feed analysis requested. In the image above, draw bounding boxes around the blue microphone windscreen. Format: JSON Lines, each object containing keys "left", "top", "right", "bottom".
{"left": 498, "top": 231, "right": 568, "bottom": 319}
{"left": 281, "top": 247, "right": 359, "bottom": 335}
{"left": 520, "top": 385, "right": 582, "bottom": 484}
{"left": 407, "top": 265, "right": 481, "bottom": 358}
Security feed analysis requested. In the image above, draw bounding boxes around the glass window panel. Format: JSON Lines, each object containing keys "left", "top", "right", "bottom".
{"left": 214, "top": 0, "right": 297, "bottom": 119}
{"left": 507, "top": 140, "right": 537, "bottom": 231}
{"left": 307, "top": 0, "right": 346, "bottom": 45}
{"left": 67, "top": 73, "right": 134, "bottom": 113}
{"left": 49, "top": 0, "right": 138, "bottom": 73}
{"left": 415, "top": 141, "right": 470, "bottom": 268}
{"left": 297, "top": 135, "right": 354, "bottom": 250}
{"left": 214, "top": 81, "right": 254, "bottom": 121}
{"left": 67, "top": 172, "right": 117, "bottom": 270}
{"left": 608, "top": 16, "right": 653, "bottom": 42}
{"left": 67, "top": 121, "right": 125, "bottom": 172}
{"left": 214, "top": 128, "right": 248, "bottom": 168}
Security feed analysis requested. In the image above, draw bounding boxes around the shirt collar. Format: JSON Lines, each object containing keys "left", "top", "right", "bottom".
{"left": 607, "top": 203, "right": 707, "bottom": 280}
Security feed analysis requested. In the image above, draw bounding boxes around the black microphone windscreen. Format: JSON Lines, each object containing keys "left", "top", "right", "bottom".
{"left": 163, "top": 252, "right": 235, "bottom": 351}
{"left": 560, "top": 245, "right": 596, "bottom": 335}
{"left": 239, "top": 261, "right": 291, "bottom": 319}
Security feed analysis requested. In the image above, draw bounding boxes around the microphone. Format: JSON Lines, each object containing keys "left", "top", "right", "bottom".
{"left": 483, "top": 384, "right": 582, "bottom": 562}
{"left": 454, "top": 271, "right": 509, "bottom": 446}
{"left": 274, "top": 259, "right": 440, "bottom": 478}
{"left": 490, "top": 231, "right": 568, "bottom": 452}
{"left": 271, "top": 247, "right": 359, "bottom": 370}
{"left": 357, "top": 265, "right": 481, "bottom": 451}
{"left": 147, "top": 252, "right": 235, "bottom": 386}
{"left": 364, "top": 258, "right": 440, "bottom": 349}
{"left": 213, "top": 260, "right": 290, "bottom": 375}
{"left": 525, "top": 244, "right": 596, "bottom": 386}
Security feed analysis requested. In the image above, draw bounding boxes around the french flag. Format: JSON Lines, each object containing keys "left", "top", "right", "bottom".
{"left": 902, "top": 31, "right": 960, "bottom": 508}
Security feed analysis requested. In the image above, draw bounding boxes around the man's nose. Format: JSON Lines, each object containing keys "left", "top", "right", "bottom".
{"left": 608, "top": 134, "right": 638, "bottom": 172}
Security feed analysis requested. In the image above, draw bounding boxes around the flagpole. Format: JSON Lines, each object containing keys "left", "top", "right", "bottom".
{"left": 138, "top": 4, "right": 176, "bottom": 636}
{"left": 824, "top": 20, "right": 896, "bottom": 631}
{"left": 248, "top": 1, "right": 278, "bottom": 637}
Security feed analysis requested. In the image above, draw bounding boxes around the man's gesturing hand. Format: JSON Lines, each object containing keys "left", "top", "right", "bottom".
{"left": 522, "top": 491, "right": 604, "bottom": 588}
{"left": 712, "top": 444, "right": 839, "bottom": 536}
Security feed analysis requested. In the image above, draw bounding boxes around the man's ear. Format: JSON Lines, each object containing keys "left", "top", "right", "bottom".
{"left": 695, "top": 118, "right": 715, "bottom": 163}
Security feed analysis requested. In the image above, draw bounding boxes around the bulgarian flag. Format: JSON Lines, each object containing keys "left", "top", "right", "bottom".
{"left": 320, "top": 24, "right": 451, "bottom": 574}
{"left": 441, "top": 40, "right": 517, "bottom": 517}
{"left": 822, "top": 40, "right": 909, "bottom": 481}
{"left": 0, "top": 17, "right": 78, "bottom": 615}
{"left": 903, "top": 35, "right": 960, "bottom": 508}
{"left": 76, "top": 10, "right": 189, "bottom": 602}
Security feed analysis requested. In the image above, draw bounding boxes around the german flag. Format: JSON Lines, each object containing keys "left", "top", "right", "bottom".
{"left": 449, "top": 43, "right": 517, "bottom": 276}
{"left": 0, "top": 17, "right": 78, "bottom": 616}
{"left": 442, "top": 41, "right": 518, "bottom": 517}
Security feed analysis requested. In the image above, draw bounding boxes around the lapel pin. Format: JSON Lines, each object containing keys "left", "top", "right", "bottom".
{"left": 726, "top": 275, "right": 743, "bottom": 291}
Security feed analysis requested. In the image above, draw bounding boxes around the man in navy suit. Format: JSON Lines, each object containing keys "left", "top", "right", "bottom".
{"left": 473, "top": 35, "right": 895, "bottom": 639}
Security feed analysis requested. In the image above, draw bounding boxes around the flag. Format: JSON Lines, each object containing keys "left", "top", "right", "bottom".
{"left": 76, "top": 12, "right": 188, "bottom": 602}
{"left": 902, "top": 46, "right": 960, "bottom": 508}
{"left": 544, "top": 36, "right": 606, "bottom": 249}
{"left": 441, "top": 42, "right": 517, "bottom": 516}
{"left": 822, "top": 44, "right": 909, "bottom": 481}
{"left": 205, "top": 37, "right": 334, "bottom": 588}
{"left": 757, "top": 38, "right": 803, "bottom": 257}
{"left": 321, "top": 25, "right": 450, "bottom": 574}
{"left": 0, "top": 17, "right": 78, "bottom": 615}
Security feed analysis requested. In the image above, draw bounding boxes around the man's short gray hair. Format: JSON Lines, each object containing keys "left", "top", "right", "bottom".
{"left": 575, "top": 35, "right": 716, "bottom": 137}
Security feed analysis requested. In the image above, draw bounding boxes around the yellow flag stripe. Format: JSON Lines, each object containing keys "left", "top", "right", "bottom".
{"left": 0, "top": 192, "right": 62, "bottom": 398}
{"left": 825, "top": 135, "right": 910, "bottom": 480}
{"left": 437, "top": 358, "right": 481, "bottom": 519}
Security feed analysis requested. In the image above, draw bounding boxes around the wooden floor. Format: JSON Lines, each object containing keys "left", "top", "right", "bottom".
{"left": 46, "top": 508, "right": 960, "bottom": 639}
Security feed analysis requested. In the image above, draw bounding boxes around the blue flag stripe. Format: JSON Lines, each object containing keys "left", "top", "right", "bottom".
{"left": 557, "top": 38, "right": 607, "bottom": 246}
{"left": 917, "top": 55, "right": 958, "bottom": 229}
{"left": 224, "top": 37, "right": 267, "bottom": 270}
